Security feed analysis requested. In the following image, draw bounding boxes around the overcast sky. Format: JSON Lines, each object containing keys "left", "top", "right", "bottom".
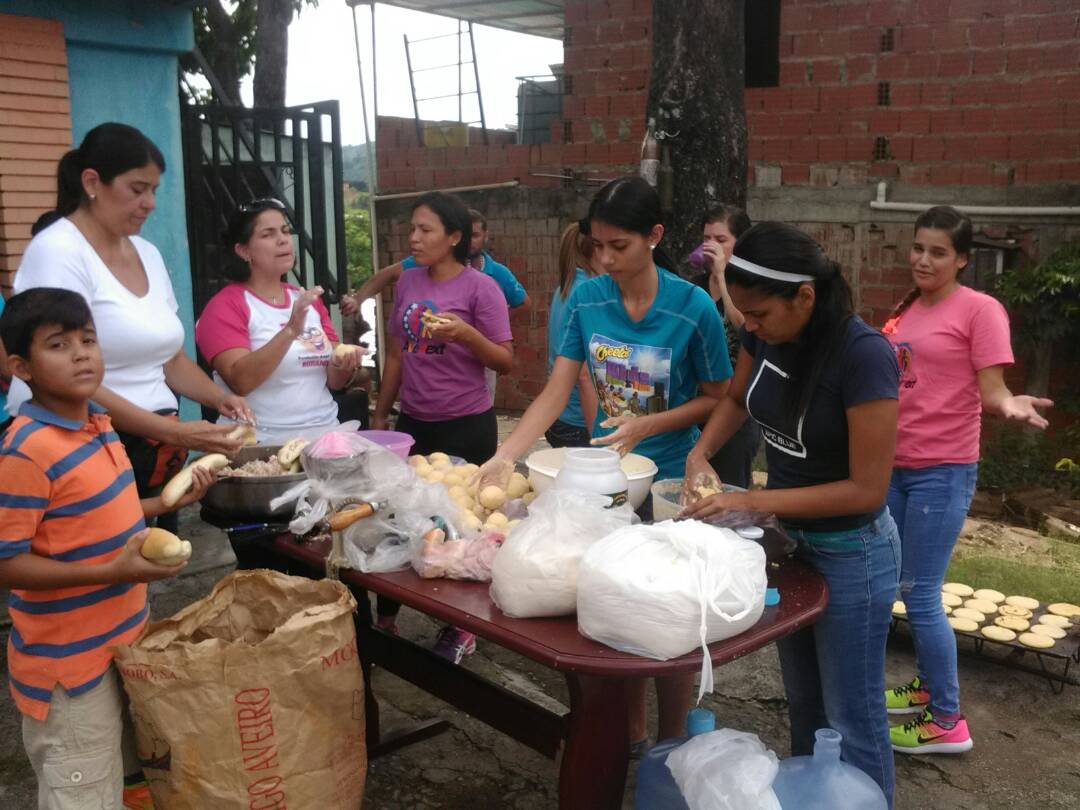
{"left": 238, "top": 2, "right": 564, "bottom": 146}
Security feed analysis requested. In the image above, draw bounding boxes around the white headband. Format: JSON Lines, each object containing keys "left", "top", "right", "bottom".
{"left": 729, "top": 254, "right": 815, "bottom": 284}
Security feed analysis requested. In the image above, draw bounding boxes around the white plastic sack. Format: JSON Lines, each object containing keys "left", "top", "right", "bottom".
{"left": 576, "top": 519, "right": 766, "bottom": 701}
{"left": 666, "top": 729, "right": 781, "bottom": 810}
{"left": 489, "top": 490, "right": 632, "bottom": 618}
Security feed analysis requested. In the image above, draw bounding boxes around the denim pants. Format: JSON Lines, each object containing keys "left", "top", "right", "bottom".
{"left": 887, "top": 463, "right": 978, "bottom": 717}
{"left": 776, "top": 508, "right": 900, "bottom": 807}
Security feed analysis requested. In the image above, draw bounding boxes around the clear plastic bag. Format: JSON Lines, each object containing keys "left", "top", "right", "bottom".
{"left": 272, "top": 432, "right": 414, "bottom": 535}
{"left": 666, "top": 729, "right": 781, "bottom": 810}
{"left": 414, "top": 529, "right": 503, "bottom": 581}
{"left": 489, "top": 489, "right": 633, "bottom": 618}
{"left": 343, "top": 533, "right": 413, "bottom": 574}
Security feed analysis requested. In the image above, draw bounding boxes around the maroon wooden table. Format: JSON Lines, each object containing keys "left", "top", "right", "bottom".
{"left": 273, "top": 534, "right": 827, "bottom": 809}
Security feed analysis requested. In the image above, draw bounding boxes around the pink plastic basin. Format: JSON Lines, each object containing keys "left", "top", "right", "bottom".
{"left": 357, "top": 429, "right": 415, "bottom": 459}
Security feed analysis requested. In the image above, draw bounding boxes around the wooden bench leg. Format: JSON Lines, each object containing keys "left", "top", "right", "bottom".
{"left": 560, "top": 673, "right": 629, "bottom": 810}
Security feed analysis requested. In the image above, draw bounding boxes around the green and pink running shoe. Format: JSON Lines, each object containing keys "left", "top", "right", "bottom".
{"left": 890, "top": 709, "right": 973, "bottom": 754}
{"left": 885, "top": 676, "right": 930, "bottom": 714}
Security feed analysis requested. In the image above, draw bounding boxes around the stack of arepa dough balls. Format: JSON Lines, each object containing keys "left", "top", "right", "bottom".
{"left": 892, "top": 584, "right": 1078, "bottom": 649}
{"left": 408, "top": 452, "right": 534, "bottom": 534}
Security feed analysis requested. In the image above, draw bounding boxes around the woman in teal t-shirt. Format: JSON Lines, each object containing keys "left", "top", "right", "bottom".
{"left": 481, "top": 176, "right": 733, "bottom": 751}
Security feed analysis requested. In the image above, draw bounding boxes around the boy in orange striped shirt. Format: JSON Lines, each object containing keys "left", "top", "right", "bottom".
{"left": 0, "top": 288, "right": 215, "bottom": 809}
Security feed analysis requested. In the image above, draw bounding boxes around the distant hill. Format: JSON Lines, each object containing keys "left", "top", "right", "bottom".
{"left": 342, "top": 143, "right": 373, "bottom": 189}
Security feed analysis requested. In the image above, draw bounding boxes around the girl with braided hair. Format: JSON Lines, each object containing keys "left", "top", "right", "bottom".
{"left": 883, "top": 206, "right": 1052, "bottom": 755}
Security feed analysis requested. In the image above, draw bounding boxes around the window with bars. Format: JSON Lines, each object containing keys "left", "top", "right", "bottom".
{"left": 881, "top": 28, "right": 895, "bottom": 52}
{"left": 563, "top": 120, "right": 573, "bottom": 144}
{"left": 878, "top": 81, "right": 891, "bottom": 106}
{"left": 962, "top": 248, "right": 1006, "bottom": 292}
{"left": 873, "top": 136, "right": 891, "bottom": 160}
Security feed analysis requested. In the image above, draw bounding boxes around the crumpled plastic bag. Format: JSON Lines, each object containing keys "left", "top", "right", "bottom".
{"left": 342, "top": 532, "right": 413, "bottom": 574}
{"left": 272, "top": 432, "right": 413, "bottom": 534}
{"left": 489, "top": 489, "right": 633, "bottom": 618}
{"left": 577, "top": 520, "right": 766, "bottom": 702}
{"left": 666, "top": 729, "right": 781, "bottom": 810}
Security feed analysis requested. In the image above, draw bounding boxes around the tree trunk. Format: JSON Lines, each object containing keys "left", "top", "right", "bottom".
{"left": 645, "top": 0, "right": 747, "bottom": 270}
{"left": 202, "top": 0, "right": 243, "bottom": 104}
{"left": 253, "top": 0, "right": 292, "bottom": 108}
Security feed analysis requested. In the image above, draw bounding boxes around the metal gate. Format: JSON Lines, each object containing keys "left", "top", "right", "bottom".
{"left": 181, "top": 100, "right": 348, "bottom": 317}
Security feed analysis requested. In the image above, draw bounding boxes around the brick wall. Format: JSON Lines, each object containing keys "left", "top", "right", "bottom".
{"left": 0, "top": 13, "right": 72, "bottom": 296}
{"left": 374, "top": 0, "right": 1080, "bottom": 414}
{"left": 748, "top": 0, "right": 1080, "bottom": 187}
{"left": 375, "top": 0, "right": 652, "bottom": 193}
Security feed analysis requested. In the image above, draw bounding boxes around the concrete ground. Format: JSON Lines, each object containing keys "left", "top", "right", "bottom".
{"left": 2, "top": 420, "right": 1078, "bottom": 808}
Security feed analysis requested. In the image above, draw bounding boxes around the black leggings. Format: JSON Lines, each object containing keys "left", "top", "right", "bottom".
{"left": 544, "top": 418, "right": 591, "bottom": 449}
{"left": 395, "top": 407, "right": 498, "bottom": 465}
{"left": 376, "top": 407, "right": 498, "bottom": 618}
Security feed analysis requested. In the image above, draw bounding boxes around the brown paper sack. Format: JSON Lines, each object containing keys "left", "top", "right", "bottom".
{"left": 114, "top": 569, "right": 366, "bottom": 809}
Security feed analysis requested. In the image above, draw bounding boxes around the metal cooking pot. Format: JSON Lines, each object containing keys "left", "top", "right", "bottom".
{"left": 199, "top": 445, "right": 306, "bottom": 521}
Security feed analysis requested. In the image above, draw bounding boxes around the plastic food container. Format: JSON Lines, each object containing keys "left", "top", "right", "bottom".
{"left": 356, "top": 429, "right": 415, "bottom": 459}
{"left": 554, "top": 448, "right": 630, "bottom": 507}
{"left": 525, "top": 447, "right": 657, "bottom": 509}
{"left": 650, "top": 478, "right": 747, "bottom": 521}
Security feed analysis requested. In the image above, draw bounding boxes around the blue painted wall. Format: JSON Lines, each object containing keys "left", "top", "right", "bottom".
{"left": 5, "top": 1, "right": 200, "bottom": 417}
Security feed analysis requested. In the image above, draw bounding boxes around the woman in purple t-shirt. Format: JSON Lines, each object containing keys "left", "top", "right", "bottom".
{"left": 373, "top": 191, "right": 513, "bottom": 463}
{"left": 372, "top": 192, "right": 513, "bottom": 660}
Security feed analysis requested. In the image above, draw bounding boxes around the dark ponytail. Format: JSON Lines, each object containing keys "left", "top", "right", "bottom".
{"left": 50, "top": 123, "right": 166, "bottom": 218}
{"left": 890, "top": 205, "right": 973, "bottom": 322}
{"left": 726, "top": 222, "right": 854, "bottom": 420}
{"left": 55, "top": 149, "right": 85, "bottom": 218}
{"left": 584, "top": 176, "right": 677, "bottom": 271}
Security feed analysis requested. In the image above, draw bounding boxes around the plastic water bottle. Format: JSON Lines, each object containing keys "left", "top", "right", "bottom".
{"left": 633, "top": 708, "right": 716, "bottom": 810}
{"left": 772, "top": 728, "right": 888, "bottom": 810}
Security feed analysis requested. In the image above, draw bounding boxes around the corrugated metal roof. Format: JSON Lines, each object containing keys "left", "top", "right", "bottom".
{"left": 373, "top": 0, "right": 564, "bottom": 40}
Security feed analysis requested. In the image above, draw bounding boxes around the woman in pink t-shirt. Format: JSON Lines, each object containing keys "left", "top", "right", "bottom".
{"left": 882, "top": 206, "right": 1051, "bottom": 756}
{"left": 195, "top": 199, "right": 365, "bottom": 446}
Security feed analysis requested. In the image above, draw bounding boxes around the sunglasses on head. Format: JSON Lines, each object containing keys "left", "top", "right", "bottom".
{"left": 238, "top": 198, "right": 287, "bottom": 214}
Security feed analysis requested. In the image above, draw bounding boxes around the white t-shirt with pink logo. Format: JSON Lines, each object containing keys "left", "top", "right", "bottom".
{"left": 196, "top": 283, "right": 340, "bottom": 443}
{"left": 886, "top": 285, "right": 1013, "bottom": 468}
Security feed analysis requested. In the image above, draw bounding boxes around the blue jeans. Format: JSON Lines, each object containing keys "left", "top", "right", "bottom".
{"left": 887, "top": 463, "right": 978, "bottom": 717}
{"left": 776, "top": 508, "right": 900, "bottom": 807}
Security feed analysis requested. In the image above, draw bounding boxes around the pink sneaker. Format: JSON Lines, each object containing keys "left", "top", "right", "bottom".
{"left": 890, "top": 709, "right": 973, "bottom": 754}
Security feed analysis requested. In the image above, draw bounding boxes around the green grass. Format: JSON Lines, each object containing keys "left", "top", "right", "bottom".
{"left": 947, "top": 536, "right": 1080, "bottom": 605}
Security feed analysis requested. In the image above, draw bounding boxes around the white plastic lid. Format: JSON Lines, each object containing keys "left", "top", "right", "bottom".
{"left": 736, "top": 525, "right": 765, "bottom": 540}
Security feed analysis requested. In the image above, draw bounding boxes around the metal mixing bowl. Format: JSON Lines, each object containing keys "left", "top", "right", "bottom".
{"left": 200, "top": 445, "right": 306, "bottom": 521}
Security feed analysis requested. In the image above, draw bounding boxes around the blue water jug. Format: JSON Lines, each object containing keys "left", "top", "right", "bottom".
{"left": 633, "top": 708, "right": 716, "bottom": 810}
{"left": 772, "top": 728, "right": 888, "bottom": 810}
